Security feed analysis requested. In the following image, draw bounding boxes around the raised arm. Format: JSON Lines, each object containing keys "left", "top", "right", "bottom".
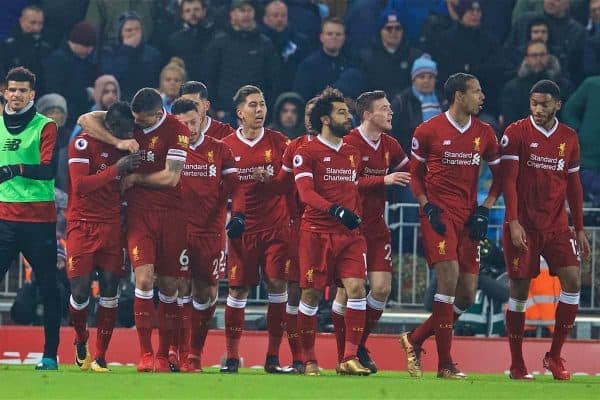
{"left": 78, "top": 111, "right": 139, "bottom": 152}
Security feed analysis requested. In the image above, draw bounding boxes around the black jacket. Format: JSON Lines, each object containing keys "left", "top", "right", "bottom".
{"left": 391, "top": 87, "right": 447, "bottom": 152}
{"left": 203, "top": 26, "right": 281, "bottom": 112}
{"left": 1, "top": 25, "right": 53, "bottom": 93}
{"left": 168, "top": 20, "right": 216, "bottom": 81}
{"left": 360, "top": 39, "right": 422, "bottom": 99}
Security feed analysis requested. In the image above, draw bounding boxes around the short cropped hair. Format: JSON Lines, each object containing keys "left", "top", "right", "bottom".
{"left": 179, "top": 80, "right": 208, "bottom": 99}
{"left": 171, "top": 98, "right": 198, "bottom": 115}
{"left": 529, "top": 79, "right": 560, "bottom": 99}
{"left": 321, "top": 16, "right": 344, "bottom": 32}
{"left": 131, "top": 88, "right": 163, "bottom": 114}
{"left": 6, "top": 67, "right": 36, "bottom": 89}
{"left": 444, "top": 73, "right": 477, "bottom": 105}
{"left": 309, "top": 87, "right": 345, "bottom": 133}
{"left": 356, "top": 90, "right": 386, "bottom": 122}
{"left": 233, "top": 85, "right": 263, "bottom": 108}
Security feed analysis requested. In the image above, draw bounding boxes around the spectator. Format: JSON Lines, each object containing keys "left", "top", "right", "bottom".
{"left": 506, "top": 0, "right": 586, "bottom": 83}
{"left": 70, "top": 74, "right": 121, "bottom": 142}
{"left": 85, "top": 0, "right": 156, "bottom": 48}
{"left": 37, "top": 93, "right": 70, "bottom": 191}
{"left": 168, "top": 0, "right": 215, "bottom": 81}
{"left": 100, "top": 11, "right": 162, "bottom": 102}
{"left": 0, "top": 0, "right": 30, "bottom": 41}
{"left": 159, "top": 58, "right": 187, "bottom": 113}
{"left": 286, "top": 0, "right": 325, "bottom": 44}
{"left": 360, "top": 9, "right": 422, "bottom": 99}
{"left": 203, "top": 0, "right": 280, "bottom": 116}
{"left": 429, "top": 0, "right": 505, "bottom": 114}
{"left": 39, "top": 0, "right": 90, "bottom": 48}
{"left": 562, "top": 76, "right": 600, "bottom": 206}
{"left": 44, "top": 22, "right": 98, "bottom": 129}
{"left": 391, "top": 55, "right": 446, "bottom": 152}
{"left": 419, "top": 0, "right": 460, "bottom": 53}
{"left": 0, "top": 6, "right": 52, "bottom": 94}
{"left": 261, "top": 0, "right": 311, "bottom": 92}
{"left": 293, "top": 17, "right": 351, "bottom": 102}
{"left": 511, "top": 0, "right": 588, "bottom": 26}
{"left": 500, "top": 40, "right": 572, "bottom": 127}
{"left": 343, "top": 0, "right": 401, "bottom": 53}
{"left": 268, "top": 91, "right": 305, "bottom": 138}
{"left": 583, "top": 0, "right": 600, "bottom": 77}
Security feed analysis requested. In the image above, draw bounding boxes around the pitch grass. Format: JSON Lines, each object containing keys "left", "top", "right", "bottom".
{"left": 1, "top": 365, "right": 598, "bottom": 399}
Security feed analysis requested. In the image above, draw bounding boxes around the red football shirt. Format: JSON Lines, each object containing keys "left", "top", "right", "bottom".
{"left": 501, "top": 116, "right": 580, "bottom": 231}
{"left": 222, "top": 127, "right": 289, "bottom": 233}
{"left": 67, "top": 134, "right": 123, "bottom": 224}
{"left": 126, "top": 112, "right": 190, "bottom": 211}
{"left": 344, "top": 127, "right": 408, "bottom": 229}
{"left": 410, "top": 112, "right": 500, "bottom": 221}
{"left": 281, "top": 134, "right": 313, "bottom": 221}
{"left": 181, "top": 134, "right": 238, "bottom": 235}
{"left": 204, "top": 116, "right": 235, "bottom": 140}
{"left": 293, "top": 135, "right": 362, "bottom": 234}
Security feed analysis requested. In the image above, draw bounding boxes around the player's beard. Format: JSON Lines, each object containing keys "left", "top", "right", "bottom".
{"left": 330, "top": 120, "right": 349, "bottom": 138}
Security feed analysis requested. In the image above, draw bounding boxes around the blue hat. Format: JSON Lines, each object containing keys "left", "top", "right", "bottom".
{"left": 378, "top": 9, "right": 402, "bottom": 31}
{"left": 411, "top": 54, "right": 437, "bottom": 80}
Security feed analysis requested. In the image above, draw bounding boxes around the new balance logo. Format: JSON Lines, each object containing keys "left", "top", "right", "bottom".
{"left": 530, "top": 143, "right": 539, "bottom": 148}
{"left": 443, "top": 140, "right": 451, "bottom": 146}
{"left": 323, "top": 157, "right": 331, "bottom": 162}
{"left": 235, "top": 156, "right": 241, "bottom": 162}
{"left": 2, "top": 139, "right": 21, "bottom": 151}
{"left": 101, "top": 152, "right": 109, "bottom": 158}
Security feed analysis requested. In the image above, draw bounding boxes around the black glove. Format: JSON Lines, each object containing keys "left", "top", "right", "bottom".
{"left": 466, "top": 205, "right": 489, "bottom": 241}
{"left": 115, "top": 152, "right": 142, "bottom": 175}
{"left": 423, "top": 202, "right": 446, "bottom": 235}
{"left": 226, "top": 212, "right": 246, "bottom": 239}
{"left": 329, "top": 204, "right": 361, "bottom": 230}
{"left": 0, "top": 165, "right": 21, "bottom": 183}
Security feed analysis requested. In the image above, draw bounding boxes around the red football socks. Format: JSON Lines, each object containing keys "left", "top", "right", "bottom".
{"left": 343, "top": 298, "right": 366, "bottom": 361}
{"left": 191, "top": 303, "right": 216, "bottom": 356}
{"left": 178, "top": 300, "right": 192, "bottom": 356}
{"left": 157, "top": 295, "right": 178, "bottom": 357}
{"left": 285, "top": 306, "right": 303, "bottom": 362}
{"left": 134, "top": 290, "right": 155, "bottom": 355}
{"left": 433, "top": 299, "right": 454, "bottom": 368}
{"left": 225, "top": 296, "right": 246, "bottom": 360}
{"left": 331, "top": 301, "right": 346, "bottom": 362}
{"left": 95, "top": 299, "right": 117, "bottom": 360}
{"left": 549, "top": 298, "right": 578, "bottom": 359}
{"left": 506, "top": 309, "right": 526, "bottom": 367}
{"left": 69, "top": 296, "right": 89, "bottom": 344}
{"left": 297, "top": 309, "right": 317, "bottom": 362}
{"left": 267, "top": 294, "right": 287, "bottom": 357}
{"left": 361, "top": 303, "right": 384, "bottom": 346}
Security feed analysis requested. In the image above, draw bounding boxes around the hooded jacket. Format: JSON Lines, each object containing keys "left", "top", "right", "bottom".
{"left": 268, "top": 92, "right": 305, "bottom": 139}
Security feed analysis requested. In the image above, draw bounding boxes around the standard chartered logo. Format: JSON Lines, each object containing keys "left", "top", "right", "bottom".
{"left": 209, "top": 164, "right": 217, "bottom": 177}
{"left": 471, "top": 153, "right": 481, "bottom": 166}
{"left": 557, "top": 159, "right": 564, "bottom": 171}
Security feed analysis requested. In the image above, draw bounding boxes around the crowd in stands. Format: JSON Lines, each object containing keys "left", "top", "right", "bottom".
{"left": 1, "top": 0, "right": 599, "bottom": 207}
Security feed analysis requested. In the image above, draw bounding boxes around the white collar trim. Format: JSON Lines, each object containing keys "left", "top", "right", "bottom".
{"left": 189, "top": 133, "right": 205, "bottom": 150}
{"left": 445, "top": 111, "right": 471, "bottom": 134}
{"left": 236, "top": 127, "right": 265, "bottom": 147}
{"left": 143, "top": 108, "right": 167, "bottom": 134}
{"left": 530, "top": 116, "right": 558, "bottom": 138}
{"left": 317, "top": 134, "right": 343, "bottom": 152}
{"left": 200, "top": 116, "right": 212, "bottom": 136}
{"left": 358, "top": 126, "right": 381, "bottom": 150}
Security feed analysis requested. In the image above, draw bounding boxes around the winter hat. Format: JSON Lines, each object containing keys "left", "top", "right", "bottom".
{"left": 411, "top": 54, "right": 438, "bottom": 80}
{"left": 37, "top": 93, "right": 68, "bottom": 117}
{"left": 456, "top": 0, "right": 481, "bottom": 20}
{"left": 93, "top": 75, "right": 121, "bottom": 110}
{"left": 230, "top": 0, "right": 254, "bottom": 10}
{"left": 69, "top": 22, "right": 97, "bottom": 47}
{"left": 378, "top": 9, "right": 402, "bottom": 31}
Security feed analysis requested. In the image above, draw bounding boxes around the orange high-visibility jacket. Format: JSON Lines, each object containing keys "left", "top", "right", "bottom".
{"left": 525, "top": 258, "right": 561, "bottom": 333}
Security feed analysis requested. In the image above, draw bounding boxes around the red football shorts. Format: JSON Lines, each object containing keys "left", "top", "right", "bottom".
{"left": 285, "top": 219, "right": 300, "bottom": 283}
{"left": 298, "top": 230, "right": 367, "bottom": 291}
{"left": 126, "top": 208, "right": 189, "bottom": 277}
{"left": 361, "top": 223, "right": 393, "bottom": 273}
{"left": 188, "top": 233, "right": 226, "bottom": 286}
{"left": 66, "top": 220, "right": 124, "bottom": 279}
{"left": 420, "top": 215, "right": 480, "bottom": 274}
{"left": 503, "top": 225, "right": 580, "bottom": 280}
{"left": 227, "top": 226, "right": 291, "bottom": 287}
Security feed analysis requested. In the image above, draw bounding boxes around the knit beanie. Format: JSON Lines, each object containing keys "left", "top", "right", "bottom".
{"left": 411, "top": 54, "right": 438, "bottom": 80}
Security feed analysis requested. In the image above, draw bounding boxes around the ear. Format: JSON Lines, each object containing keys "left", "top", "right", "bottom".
{"left": 30, "top": 89, "right": 36, "bottom": 101}
{"left": 555, "top": 99, "right": 562, "bottom": 112}
{"left": 236, "top": 107, "right": 244, "bottom": 121}
{"left": 321, "top": 115, "right": 330, "bottom": 126}
{"left": 204, "top": 99, "right": 211, "bottom": 112}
